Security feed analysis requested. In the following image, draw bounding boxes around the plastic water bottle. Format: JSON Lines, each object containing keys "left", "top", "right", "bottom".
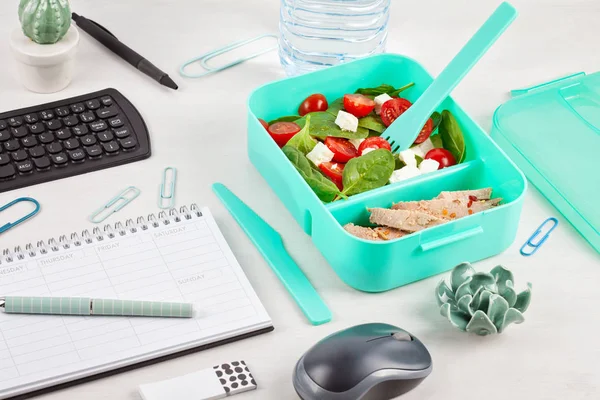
{"left": 279, "top": 0, "right": 391, "bottom": 76}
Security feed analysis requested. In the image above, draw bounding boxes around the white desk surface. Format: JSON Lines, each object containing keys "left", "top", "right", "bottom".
{"left": 0, "top": 0, "right": 599, "bottom": 399}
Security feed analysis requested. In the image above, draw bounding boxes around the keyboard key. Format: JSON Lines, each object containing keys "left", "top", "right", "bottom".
{"left": 0, "top": 164, "right": 16, "bottom": 180}
{"left": 71, "top": 103, "right": 85, "bottom": 113}
{"left": 63, "top": 115, "right": 79, "bottom": 126}
{"left": 113, "top": 127, "right": 130, "bottom": 138}
{"left": 68, "top": 149, "right": 86, "bottom": 162}
{"left": 29, "top": 122, "right": 45, "bottom": 134}
{"left": 85, "top": 144, "right": 103, "bottom": 157}
{"left": 0, "top": 130, "right": 10, "bottom": 141}
{"left": 8, "top": 117, "right": 23, "bottom": 127}
{"left": 51, "top": 152, "right": 68, "bottom": 165}
{"left": 16, "top": 160, "right": 33, "bottom": 174}
{"left": 47, "top": 142, "right": 63, "bottom": 154}
{"left": 29, "top": 146, "right": 45, "bottom": 158}
{"left": 81, "top": 135, "right": 97, "bottom": 146}
{"left": 21, "top": 136, "right": 38, "bottom": 148}
{"left": 55, "top": 107, "right": 70, "bottom": 117}
{"left": 119, "top": 136, "right": 137, "bottom": 150}
{"left": 90, "top": 121, "right": 108, "bottom": 132}
{"left": 100, "top": 96, "right": 113, "bottom": 106}
{"left": 24, "top": 113, "right": 38, "bottom": 123}
{"left": 102, "top": 141, "right": 120, "bottom": 154}
{"left": 0, "top": 120, "right": 7, "bottom": 130}
{"left": 34, "top": 156, "right": 51, "bottom": 170}
{"left": 40, "top": 110, "right": 54, "bottom": 120}
{"left": 4, "top": 140, "right": 19, "bottom": 151}
{"left": 39, "top": 132, "right": 55, "bottom": 144}
{"left": 11, "top": 149, "right": 28, "bottom": 161}
{"left": 72, "top": 125, "right": 88, "bottom": 136}
{"left": 80, "top": 112, "right": 96, "bottom": 123}
{"left": 0, "top": 154, "right": 10, "bottom": 165}
{"left": 64, "top": 138, "right": 80, "bottom": 150}
{"left": 86, "top": 99, "right": 101, "bottom": 110}
{"left": 96, "top": 106, "right": 118, "bottom": 119}
{"left": 108, "top": 117, "right": 124, "bottom": 128}
{"left": 46, "top": 119, "right": 62, "bottom": 130}
{"left": 97, "top": 131, "right": 114, "bottom": 142}
{"left": 55, "top": 128, "right": 71, "bottom": 140}
{"left": 11, "top": 126, "right": 28, "bottom": 138}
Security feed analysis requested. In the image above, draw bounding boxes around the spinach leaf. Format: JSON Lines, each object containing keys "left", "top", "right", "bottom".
{"left": 430, "top": 134, "right": 443, "bottom": 149}
{"left": 355, "top": 84, "right": 396, "bottom": 96}
{"left": 368, "top": 129, "right": 383, "bottom": 137}
{"left": 388, "top": 82, "right": 415, "bottom": 97}
{"left": 439, "top": 110, "right": 466, "bottom": 163}
{"left": 431, "top": 111, "right": 442, "bottom": 130}
{"left": 395, "top": 157, "right": 406, "bottom": 170}
{"left": 358, "top": 114, "right": 386, "bottom": 133}
{"left": 341, "top": 149, "right": 395, "bottom": 196}
{"left": 301, "top": 112, "right": 368, "bottom": 140}
{"left": 282, "top": 146, "right": 340, "bottom": 203}
{"left": 268, "top": 115, "right": 301, "bottom": 125}
{"left": 325, "top": 97, "right": 344, "bottom": 117}
{"left": 415, "top": 155, "right": 423, "bottom": 167}
{"left": 286, "top": 115, "right": 316, "bottom": 154}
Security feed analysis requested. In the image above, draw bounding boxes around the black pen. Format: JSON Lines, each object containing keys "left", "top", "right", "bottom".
{"left": 72, "top": 12, "right": 178, "bottom": 90}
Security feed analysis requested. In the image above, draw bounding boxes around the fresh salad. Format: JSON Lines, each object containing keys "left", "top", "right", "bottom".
{"left": 259, "top": 83, "right": 467, "bottom": 203}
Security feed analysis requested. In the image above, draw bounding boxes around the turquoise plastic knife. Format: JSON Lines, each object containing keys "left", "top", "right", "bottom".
{"left": 212, "top": 183, "right": 331, "bottom": 326}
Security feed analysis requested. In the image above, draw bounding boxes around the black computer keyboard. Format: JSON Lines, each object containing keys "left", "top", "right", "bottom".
{"left": 0, "top": 88, "right": 151, "bottom": 193}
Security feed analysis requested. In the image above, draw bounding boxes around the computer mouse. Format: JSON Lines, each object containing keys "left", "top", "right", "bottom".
{"left": 293, "top": 323, "right": 432, "bottom": 400}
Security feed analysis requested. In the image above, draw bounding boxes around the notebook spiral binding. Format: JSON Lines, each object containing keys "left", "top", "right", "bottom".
{"left": 0, "top": 204, "right": 202, "bottom": 265}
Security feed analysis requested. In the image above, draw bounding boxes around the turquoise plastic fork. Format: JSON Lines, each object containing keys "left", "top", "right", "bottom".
{"left": 385, "top": 2, "right": 517, "bottom": 151}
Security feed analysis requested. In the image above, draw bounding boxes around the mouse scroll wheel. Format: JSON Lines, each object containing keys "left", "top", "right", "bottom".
{"left": 392, "top": 332, "right": 412, "bottom": 341}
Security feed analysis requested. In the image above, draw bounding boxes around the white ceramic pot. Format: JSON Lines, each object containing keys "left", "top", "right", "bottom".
{"left": 9, "top": 25, "right": 79, "bottom": 94}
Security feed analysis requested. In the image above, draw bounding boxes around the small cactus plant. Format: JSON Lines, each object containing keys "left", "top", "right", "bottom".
{"left": 436, "top": 262, "right": 532, "bottom": 336}
{"left": 18, "top": 0, "right": 71, "bottom": 45}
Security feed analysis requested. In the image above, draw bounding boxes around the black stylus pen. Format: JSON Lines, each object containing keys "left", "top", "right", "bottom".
{"left": 72, "top": 13, "right": 178, "bottom": 90}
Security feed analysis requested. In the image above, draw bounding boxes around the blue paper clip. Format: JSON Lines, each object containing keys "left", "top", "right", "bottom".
{"left": 89, "top": 187, "right": 141, "bottom": 224}
{"left": 158, "top": 167, "right": 177, "bottom": 209}
{"left": 520, "top": 217, "right": 559, "bottom": 256}
{"left": 179, "top": 34, "right": 278, "bottom": 79}
{"left": 0, "top": 197, "right": 41, "bottom": 234}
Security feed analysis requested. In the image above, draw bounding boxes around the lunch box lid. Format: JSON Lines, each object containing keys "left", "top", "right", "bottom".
{"left": 492, "top": 72, "right": 599, "bottom": 253}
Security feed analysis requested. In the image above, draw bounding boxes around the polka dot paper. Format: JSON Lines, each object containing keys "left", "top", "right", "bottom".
{"left": 213, "top": 360, "right": 257, "bottom": 396}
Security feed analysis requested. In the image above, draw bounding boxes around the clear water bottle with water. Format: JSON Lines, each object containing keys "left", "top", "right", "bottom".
{"left": 279, "top": 0, "right": 391, "bottom": 76}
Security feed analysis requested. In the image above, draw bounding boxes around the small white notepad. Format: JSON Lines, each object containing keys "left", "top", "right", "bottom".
{"left": 0, "top": 206, "right": 272, "bottom": 399}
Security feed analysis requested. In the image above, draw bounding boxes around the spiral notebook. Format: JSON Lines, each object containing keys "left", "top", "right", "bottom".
{"left": 0, "top": 205, "right": 273, "bottom": 400}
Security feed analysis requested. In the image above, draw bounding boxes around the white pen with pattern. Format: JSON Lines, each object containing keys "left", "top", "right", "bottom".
{"left": 0, "top": 296, "right": 193, "bottom": 318}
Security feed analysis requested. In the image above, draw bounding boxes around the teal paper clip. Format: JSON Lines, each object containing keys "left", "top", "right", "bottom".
{"left": 158, "top": 167, "right": 177, "bottom": 209}
{"left": 89, "top": 187, "right": 141, "bottom": 224}
{"left": 179, "top": 34, "right": 278, "bottom": 79}
{"left": 520, "top": 217, "right": 559, "bottom": 256}
{"left": 0, "top": 197, "right": 41, "bottom": 234}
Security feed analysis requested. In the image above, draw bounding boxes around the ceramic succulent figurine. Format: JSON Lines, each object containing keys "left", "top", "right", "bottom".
{"left": 435, "top": 262, "right": 532, "bottom": 336}
{"left": 18, "top": 0, "right": 71, "bottom": 45}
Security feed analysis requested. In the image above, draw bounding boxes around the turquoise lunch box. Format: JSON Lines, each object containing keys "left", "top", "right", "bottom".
{"left": 247, "top": 54, "right": 527, "bottom": 292}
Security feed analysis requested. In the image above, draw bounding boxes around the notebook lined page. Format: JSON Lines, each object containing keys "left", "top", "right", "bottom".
{"left": 0, "top": 208, "right": 271, "bottom": 399}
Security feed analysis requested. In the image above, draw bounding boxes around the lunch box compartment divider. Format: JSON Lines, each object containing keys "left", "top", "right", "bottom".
{"left": 248, "top": 54, "right": 526, "bottom": 292}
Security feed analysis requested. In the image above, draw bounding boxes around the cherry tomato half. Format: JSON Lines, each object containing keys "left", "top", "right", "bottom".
{"left": 259, "top": 118, "right": 269, "bottom": 130}
{"left": 357, "top": 137, "right": 392, "bottom": 155}
{"left": 325, "top": 137, "right": 358, "bottom": 163}
{"left": 425, "top": 148, "right": 456, "bottom": 169}
{"left": 414, "top": 118, "right": 434, "bottom": 144}
{"left": 343, "top": 94, "right": 376, "bottom": 118}
{"left": 268, "top": 122, "right": 301, "bottom": 147}
{"left": 380, "top": 98, "right": 412, "bottom": 127}
{"left": 319, "top": 162, "right": 345, "bottom": 190}
{"left": 299, "top": 94, "right": 328, "bottom": 116}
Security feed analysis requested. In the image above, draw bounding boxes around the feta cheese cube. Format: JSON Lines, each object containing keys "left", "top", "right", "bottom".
{"left": 419, "top": 158, "right": 440, "bottom": 174}
{"left": 306, "top": 142, "right": 334, "bottom": 167}
{"left": 389, "top": 166, "right": 421, "bottom": 183}
{"left": 361, "top": 147, "right": 376, "bottom": 155}
{"left": 398, "top": 149, "right": 417, "bottom": 168}
{"left": 335, "top": 110, "right": 358, "bottom": 132}
{"left": 349, "top": 138, "right": 365, "bottom": 150}
{"left": 411, "top": 138, "right": 435, "bottom": 159}
{"left": 374, "top": 93, "right": 393, "bottom": 114}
